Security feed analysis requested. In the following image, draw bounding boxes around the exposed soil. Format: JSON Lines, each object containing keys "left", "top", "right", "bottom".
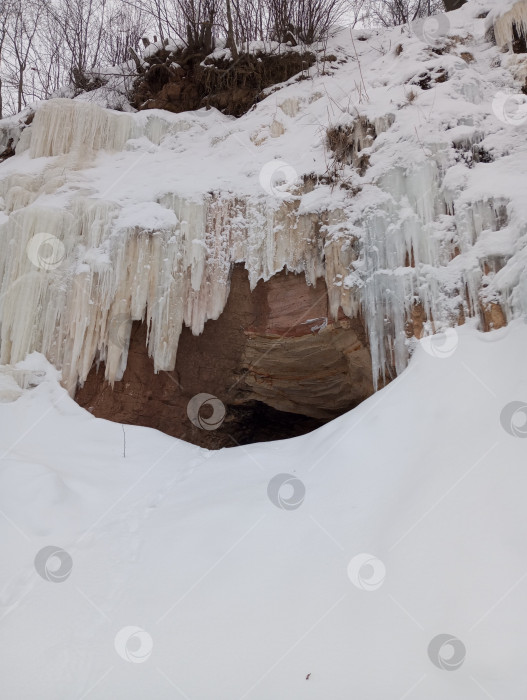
{"left": 131, "top": 46, "right": 316, "bottom": 117}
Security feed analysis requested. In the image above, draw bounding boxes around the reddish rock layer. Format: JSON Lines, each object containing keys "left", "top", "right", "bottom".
{"left": 75, "top": 265, "right": 374, "bottom": 448}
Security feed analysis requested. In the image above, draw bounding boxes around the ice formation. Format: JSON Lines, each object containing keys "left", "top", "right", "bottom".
{"left": 0, "top": 0, "right": 526, "bottom": 395}
{"left": 25, "top": 98, "right": 135, "bottom": 158}
{"left": 491, "top": 0, "right": 527, "bottom": 49}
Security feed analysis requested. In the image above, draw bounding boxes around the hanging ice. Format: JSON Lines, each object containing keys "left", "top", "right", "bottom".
{"left": 0, "top": 25, "right": 525, "bottom": 399}
{"left": 490, "top": 0, "right": 527, "bottom": 49}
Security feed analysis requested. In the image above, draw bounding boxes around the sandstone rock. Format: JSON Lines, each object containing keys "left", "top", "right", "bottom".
{"left": 75, "top": 265, "right": 374, "bottom": 448}
{"left": 480, "top": 301, "right": 507, "bottom": 332}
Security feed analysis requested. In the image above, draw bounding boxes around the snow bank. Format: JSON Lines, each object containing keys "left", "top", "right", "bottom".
{"left": 0, "top": 321, "right": 526, "bottom": 698}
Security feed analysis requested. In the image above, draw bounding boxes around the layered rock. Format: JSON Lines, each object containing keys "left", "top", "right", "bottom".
{"left": 75, "top": 266, "right": 373, "bottom": 447}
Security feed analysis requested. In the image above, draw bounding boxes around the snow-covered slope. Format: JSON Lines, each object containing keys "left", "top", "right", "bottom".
{"left": 0, "top": 0, "right": 526, "bottom": 394}
{"left": 0, "top": 320, "right": 526, "bottom": 698}
{"left": 2, "top": 2, "right": 527, "bottom": 695}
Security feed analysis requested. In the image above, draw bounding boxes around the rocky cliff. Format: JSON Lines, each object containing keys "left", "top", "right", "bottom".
{"left": 0, "top": 0, "right": 526, "bottom": 445}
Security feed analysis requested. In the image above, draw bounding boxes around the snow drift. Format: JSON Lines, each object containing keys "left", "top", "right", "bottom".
{"left": 0, "top": 320, "right": 526, "bottom": 698}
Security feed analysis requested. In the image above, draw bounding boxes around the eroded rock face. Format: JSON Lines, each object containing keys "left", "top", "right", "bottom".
{"left": 75, "top": 265, "right": 374, "bottom": 448}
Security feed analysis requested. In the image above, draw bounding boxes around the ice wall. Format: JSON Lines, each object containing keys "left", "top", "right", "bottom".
{"left": 0, "top": 93, "right": 524, "bottom": 394}
{"left": 22, "top": 98, "right": 135, "bottom": 158}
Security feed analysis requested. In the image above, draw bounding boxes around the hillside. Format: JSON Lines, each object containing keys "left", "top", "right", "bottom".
{"left": 1, "top": 0, "right": 527, "bottom": 696}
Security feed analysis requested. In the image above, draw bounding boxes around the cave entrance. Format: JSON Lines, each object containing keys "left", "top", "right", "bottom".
{"left": 75, "top": 265, "right": 375, "bottom": 448}
{"left": 217, "top": 401, "right": 326, "bottom": 447}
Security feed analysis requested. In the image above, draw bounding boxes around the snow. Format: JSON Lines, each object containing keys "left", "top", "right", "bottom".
{"left": 0, "top": 110, "right": 31, "bottom": 156}
{"left": 0, "top": 0, "right": 527, "bottom": 393}
{"left": 142, "top": 42, "right": 164, "bottom": 59}
{"left": 0, "top": 6, "right": 527, "bottom": 693}
{"left": 0, "top": 320, "right": 526, "bottom": 697}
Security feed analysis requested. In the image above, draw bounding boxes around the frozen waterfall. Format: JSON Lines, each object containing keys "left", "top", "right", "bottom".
{"left": 0, "top": 92, "right": 524, "bottom": 394}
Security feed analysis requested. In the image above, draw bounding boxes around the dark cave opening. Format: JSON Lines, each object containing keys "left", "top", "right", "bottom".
{"left": 75, "top": 265, "right": 374, "bottom": 448}
{"left": 215, "top": 401, "right": 327, "bottom": 447}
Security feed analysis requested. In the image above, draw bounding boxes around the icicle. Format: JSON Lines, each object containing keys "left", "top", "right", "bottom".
{"left": 492, "top": 0, "right": 527, "bottom": 49}
{"left": 0, "top": 96, "right": 524, "bottom": 398}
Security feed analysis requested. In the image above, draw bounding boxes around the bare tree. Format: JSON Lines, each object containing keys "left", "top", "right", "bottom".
{"left": 0, "top": 0, "right": 17, "bottom": 117}
{"left": 0, "top": 0, "right": 462, "bottom": 118}
{"left": 2, "top": 0, "right": 46, "bottom": 113}
{"left": 362, "top": 0, "right": 444, "bottom": 27}
{"left": 294, "top": 0, "right": 347, "bottom": 44}
{"left": 45, "top": 0, "right": 108, "bottom": 88}
{"left": 102, "top": 4, "right": 148, "bottom": 66}
{"left": 268, "top": 0, "right": 346, "bottom": 44}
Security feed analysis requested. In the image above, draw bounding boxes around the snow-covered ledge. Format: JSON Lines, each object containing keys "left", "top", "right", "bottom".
{"left": 490, "top": 0, "right": 527, "bottom": 49}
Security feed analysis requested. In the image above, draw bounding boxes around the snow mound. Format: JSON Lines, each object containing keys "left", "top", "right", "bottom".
{"left": 0, "top": 321, "right": 526, "bottom": 698}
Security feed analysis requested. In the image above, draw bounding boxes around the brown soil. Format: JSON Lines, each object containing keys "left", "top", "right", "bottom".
{"left": 131, "top": 47, "right": 316, "bottom": 117}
